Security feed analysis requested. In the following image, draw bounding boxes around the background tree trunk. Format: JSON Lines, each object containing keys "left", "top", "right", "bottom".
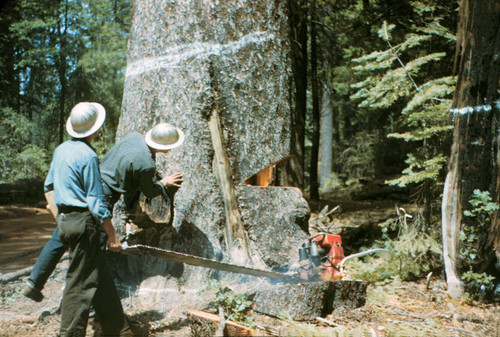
{"left": 309, "top": 0, "right": 320, "bottom": 200}
{"left": 112, "top": 0, "right": 310, "bottom": 293}
{"left": 320, "top": 86, "right": 333, "bottom": 190}
{"left": 441, "top": 0, "right": 500, "bottom": 298}
{"left": 280, "top": 0, "right": 308, "bottom": 189}
{"left": 56, "top": 2, "right": 68, "bottom": 145}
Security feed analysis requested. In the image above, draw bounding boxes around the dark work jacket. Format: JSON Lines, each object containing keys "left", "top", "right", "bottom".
{"left": 99, "top": 132, "right": 163, "bottom": 200}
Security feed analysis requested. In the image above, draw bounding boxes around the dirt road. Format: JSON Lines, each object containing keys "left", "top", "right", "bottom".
{"left": 0, "top": 207, "right": 55, "bottom": 274}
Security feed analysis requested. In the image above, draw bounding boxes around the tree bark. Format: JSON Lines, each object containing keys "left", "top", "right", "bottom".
{"left": 208, "top": 99, "right": 250, "bottom": 265}
{"left": 320, "top": 86, "right": 333, "bottom": 189}
{"left": 309, "top": 0, "right": 320, "bottom": 200}
{"left": 442, "top": 0, "right": 500, "bottom": 298}
{"left": 56, "top": 3, "right": 68, "bottom": 145}
{"left": 113, "top": 0, "right": 310, "bottom": 291}
{"left": 252, "top": 280, "right": 367, "bottom": 320}
{"left": 281, "top": 0, "right": 308, "bottom": 189}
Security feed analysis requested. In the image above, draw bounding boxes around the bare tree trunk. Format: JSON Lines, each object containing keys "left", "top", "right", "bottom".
{"left": 56, "top": 4, "right": 68, "bottom": 145}
{"left": 442, "top": 0, "right": 500, "bottom": 298}
{"left": 309, "top": 0, "right": 320, "bottom": 200}
{"left": 208, "top": 96, "right": 250, "bottom": 265}
{"left": 281, "top": 0, "right": 308, "bottom": 189}
{"left": 320, "top": 86, "right": 333, "bottom": 189}
{"left": 442, "top": 145, "right": 463, "bottom": 297}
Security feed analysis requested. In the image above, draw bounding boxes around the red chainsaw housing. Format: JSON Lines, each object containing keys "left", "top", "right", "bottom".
{"left": 309, "top": 233, "right": 345, "bottom": 281}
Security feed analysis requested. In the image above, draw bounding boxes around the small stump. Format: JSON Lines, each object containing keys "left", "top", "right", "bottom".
{"left": 252, "top": 280, "right": 367, "bottom": 320}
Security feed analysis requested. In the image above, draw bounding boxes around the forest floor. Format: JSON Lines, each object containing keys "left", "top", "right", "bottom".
{"left": 0, "top": 204, "right": 499, "bottom": 337}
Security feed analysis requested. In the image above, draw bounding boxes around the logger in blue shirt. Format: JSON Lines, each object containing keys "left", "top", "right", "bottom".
{"left": 23, "top": 123, "right": 185, "bottom": 304}
{"left": 43, "top": 102, "right": 131, "bottom": 336}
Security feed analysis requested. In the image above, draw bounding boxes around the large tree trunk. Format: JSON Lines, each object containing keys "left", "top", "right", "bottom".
{"left": 112, "top": 0, "right": 310, "bottom": 295}
{"left": 442, "top": 0, "right": 500, "bottom": 298}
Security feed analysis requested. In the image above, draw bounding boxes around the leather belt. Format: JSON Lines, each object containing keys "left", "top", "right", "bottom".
{"left": 58, "top": 205, "right": 88, "bottom": 214}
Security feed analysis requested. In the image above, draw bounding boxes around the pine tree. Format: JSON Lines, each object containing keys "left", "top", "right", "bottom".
{"left": 350, "top": 1, "right": 457, "bottom": 223}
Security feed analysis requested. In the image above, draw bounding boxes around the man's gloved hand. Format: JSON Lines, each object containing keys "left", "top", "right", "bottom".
{"left": 160, "top": 172, "right": 183, "bottom": 188}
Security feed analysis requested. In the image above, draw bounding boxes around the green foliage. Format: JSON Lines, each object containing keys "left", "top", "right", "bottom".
{"left": 92, "top": 126, "right": 116, "bottom": 158}
{"left": 463, "top": 190, "right": 500, "bottom": 218}
{"left": 386, "top": 76, "right": 455, "bottom": 193}
{"left": 309, "top": 0, "right": 458, "bottom": 188}
{"left": 348, "top": 1, "right": 457, "bottom": 222}
{"left": 0, "top": 145, "right": 50, "bottom": 183}
{"left": 462, "top": 269, "right": 497, "bottom": 301}
{"left": 0, "top": 107, "right": 50, "bottom": 182}
{"left": 316, "top": 130, "right": 377, "bottom": 195}
{"left": 386, "top": 154, "right": 447, "bottom": 187}
{"left": 351, "top": 34, "right": 441, "bottom": 109}
{"left": 462, "top": 270, "right": 495, "bottom": 285}
{"left": 0, "top": 0, "right": 130, "bottom": 185}
{"left": 338, "top": 131, "right": 377, "bottom": 181}
{"left": 458, "top": 190, "right": 498, "bottom": 300}
{"left": 348, "top": 208, "right": 442, "bottom": 282}
{"left": 459, "top": 190, "right": 499, "bottom": 264}
{"left": 352, "top": 18, "right": 454, "bottom": 136}
{"left": 401, "top": 76, "right": 456, "bottom": 116}
{"left": 77, "top": 1, "right": 130, "bottom": 129}
{"left": 207, "top": 283, "right": 255, "bottom": 328}
{"left": 319, "top": 172, "right": 343, "bottom": 194}
{"left": 14, "top": 145, "right": 50, "bottom": 181}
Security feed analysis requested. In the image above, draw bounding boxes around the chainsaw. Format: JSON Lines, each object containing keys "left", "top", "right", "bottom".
{"left": 293, "top": 233, "right": 388, "bottom": 281}
{"left": 48, "top": 186, "right": 386, "bottom": 281}
{"left": 120, "top": 233, "right": 388, "bottom": 282}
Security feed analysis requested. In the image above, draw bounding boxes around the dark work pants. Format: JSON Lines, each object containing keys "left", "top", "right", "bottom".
{"left": 29, "top": 181, "right": 117, "bottom": 291}
{"left": 57, "top": 211, "right": 130, "bottom": 337}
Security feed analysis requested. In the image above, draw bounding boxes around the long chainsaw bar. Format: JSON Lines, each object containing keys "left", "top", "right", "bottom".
{"left": 121, "top": 243, "right": 299, "bottom": 281}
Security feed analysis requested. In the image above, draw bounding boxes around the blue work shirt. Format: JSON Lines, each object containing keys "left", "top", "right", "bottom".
{"left": 44, "top": 139, "right": 111, "bottom": 224}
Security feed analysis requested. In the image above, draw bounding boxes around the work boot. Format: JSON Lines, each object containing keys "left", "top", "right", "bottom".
{"left": 22, "top": 281, "right": 44, "bottom": 302}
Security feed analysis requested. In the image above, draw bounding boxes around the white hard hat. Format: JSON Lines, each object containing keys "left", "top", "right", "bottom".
{"left": 66, "top": 102, "right": 106, "bottom": 138}
{"left": 145, "top": 123, "right": 185, "bottom": 150}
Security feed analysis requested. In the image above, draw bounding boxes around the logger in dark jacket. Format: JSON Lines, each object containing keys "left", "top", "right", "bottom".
{"left": 22, "top": 123, "right": 184, "bottom": 304}
{"left": 100, "top": 123, "right": 184, "bottom": 213}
